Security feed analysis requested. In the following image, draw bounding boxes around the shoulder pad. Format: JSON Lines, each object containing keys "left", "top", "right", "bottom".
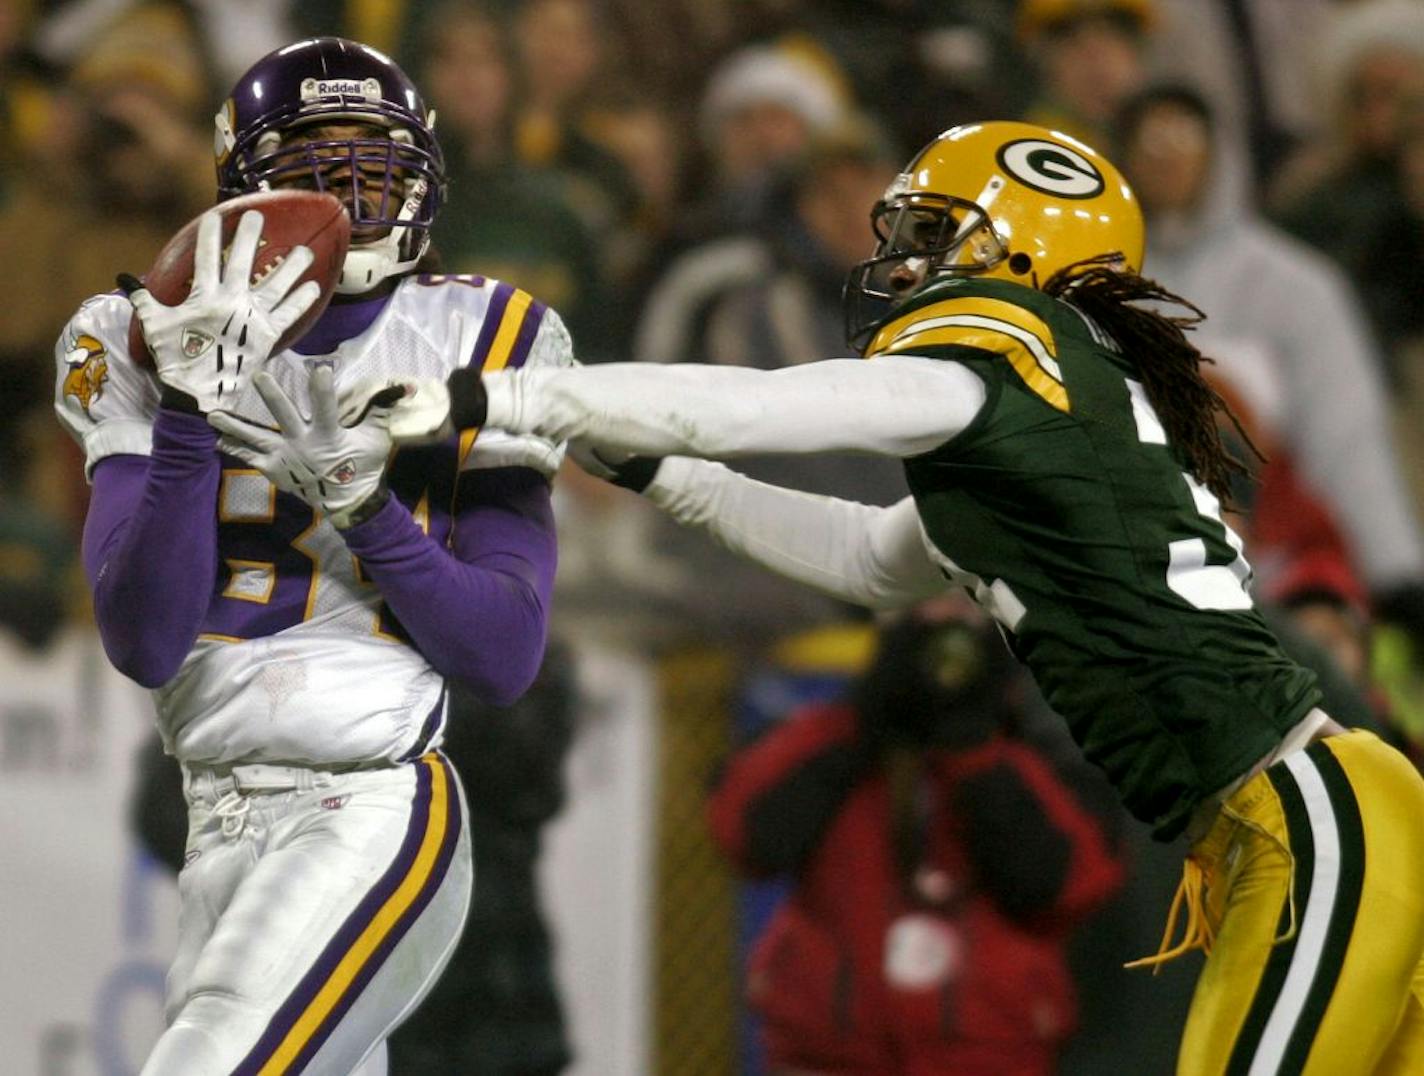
{"left": 865, "top": 278, "right": 1068, "bottom": 412}
{"left": 429, "top": 275, "right": 552, "bottom": 375}
{"left": 54, "top": 293, "right": 161, "bottom": 477}
{"left": 457, "top": 299, "right": 572, "bottom": 477}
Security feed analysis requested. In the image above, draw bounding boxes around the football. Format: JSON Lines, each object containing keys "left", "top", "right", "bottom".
{"left": 127, "top": 189, "right": 351, "bottom": 368}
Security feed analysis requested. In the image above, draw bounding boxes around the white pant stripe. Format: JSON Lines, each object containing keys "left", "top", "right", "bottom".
{"left": 1248, "top": 751, "right": 1342, "bottom": 1075}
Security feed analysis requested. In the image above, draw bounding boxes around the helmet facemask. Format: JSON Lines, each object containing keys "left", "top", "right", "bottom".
{"left": 843, "top": 192, "right": 1009, "bottom": 350}
{"left": 215, "top": 39, "right": 450, "bottom": 295}
{"left": 840, "top": 122, "right": 1146, "bottom": 351}
{"left": 250, "top": 121, "right": 442, "bottom": 293}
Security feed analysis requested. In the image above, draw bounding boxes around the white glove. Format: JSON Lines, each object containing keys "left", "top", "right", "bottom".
{"left": 340, "top": 360, "right": 505, "bottom": 446}
{"left": 340, "top": 377, "right": 456, "bottom": 445}
{"left": 125, "top": 209, "right": 321, "bottom": 412}
{"left": 209, "top": 366, "right": 403, "bottom": 529}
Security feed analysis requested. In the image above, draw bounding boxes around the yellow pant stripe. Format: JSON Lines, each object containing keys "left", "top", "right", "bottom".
{"left": 253, "top": 755, "right": 452, "bottom": 1074}
{"left": 1176, "top": 731, "right": 1424, "bottom": 1075}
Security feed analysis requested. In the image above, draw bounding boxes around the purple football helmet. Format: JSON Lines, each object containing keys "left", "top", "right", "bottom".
{"left": 215, "top": 37, "right": 446, "bottom": 293}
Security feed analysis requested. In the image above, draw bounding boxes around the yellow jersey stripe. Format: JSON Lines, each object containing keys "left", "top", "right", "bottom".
{"left": 458, "top": 289, "right": 534, "bottom": 467}
{"left": 868, "top": 296, "right": 1057, "bottom": 360}
{"left": 899, "top": 323, "right": 1070, "bottom": 412}
{"left": 256, "top": 755, "right": 451, "bottom": 1074}
{"left": 867, "top": 296, "right": 1069, "bottom": 412}
{"left": 892, "top": 313, "right": 1063, "bottom": 381}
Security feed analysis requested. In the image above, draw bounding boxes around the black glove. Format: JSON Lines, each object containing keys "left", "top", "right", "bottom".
{"left": 446, "top": 365, "right": 490, "bottom": 430}
{"left": 568, "top": 441, "right": 663, "bottom": 494}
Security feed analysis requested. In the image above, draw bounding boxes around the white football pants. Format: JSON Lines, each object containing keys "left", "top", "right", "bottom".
{"left": 141, "top": 752, "right": 472, "bottom": 1075}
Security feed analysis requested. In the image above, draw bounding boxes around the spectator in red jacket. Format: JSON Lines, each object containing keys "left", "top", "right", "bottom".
{"left": 707, "top": 596, "right": 1125, "bottom": 1076}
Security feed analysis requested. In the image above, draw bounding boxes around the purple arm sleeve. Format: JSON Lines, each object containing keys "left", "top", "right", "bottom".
{"left": 83, "top": 410, "right": 220, "bottom": 687}
{"left": 340, "top": 466, "right": 557, "bottom": 706}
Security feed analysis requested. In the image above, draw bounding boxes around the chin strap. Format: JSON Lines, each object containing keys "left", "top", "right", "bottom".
{"left": 335, "top": 177, "right": 430, "bottom": 294}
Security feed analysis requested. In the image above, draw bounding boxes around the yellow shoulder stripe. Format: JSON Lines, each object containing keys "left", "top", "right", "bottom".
{"left": 458, "top": 288, "right": 534, "bottom": 466}
{"left": 867, "top": 296, "right": 1069, "bottom": 412}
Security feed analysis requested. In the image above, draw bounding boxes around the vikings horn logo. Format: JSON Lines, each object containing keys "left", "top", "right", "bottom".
{"left": 213, "top": 98, "right": 236, "bottom": 166}
{"left": 62, "top": 333, "right": 110, "bottom": 416}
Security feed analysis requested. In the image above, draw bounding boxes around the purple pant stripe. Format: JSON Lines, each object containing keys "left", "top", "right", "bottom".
{"left": 232, "top": 759, "right": 436, "bottom": 1074}
{"left": 286, "top": 754, "right": 464, "bottom": 1071}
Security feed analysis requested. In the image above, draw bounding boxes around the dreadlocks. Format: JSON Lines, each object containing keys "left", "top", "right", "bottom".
{"left": 1043, "top": 254, "right": 1261, "bottom": 504}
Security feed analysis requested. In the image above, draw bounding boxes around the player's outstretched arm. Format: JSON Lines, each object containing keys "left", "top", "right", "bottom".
{"left": 381, "top": 356, "right": 987, "bottom": 461}
{"left": 629, "top": 454, "right": 946, "bottom": 610}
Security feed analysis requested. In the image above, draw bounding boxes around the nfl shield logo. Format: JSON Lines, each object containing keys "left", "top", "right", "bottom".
{"left": 181, "top": 327, "right": 215, "bottom": 358}
{"left": 330, "top": 458, "right": 357, "bottom": 485}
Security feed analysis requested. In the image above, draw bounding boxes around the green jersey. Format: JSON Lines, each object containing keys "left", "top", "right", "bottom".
{"left": 865, "top": 276, "right": 1321, "bottom": 839}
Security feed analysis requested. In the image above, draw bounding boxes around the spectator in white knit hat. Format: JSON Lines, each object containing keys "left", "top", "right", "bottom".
{"left": 1271, "top": 0, "right": 1424, "bottom": 372}
{"left": 691, "top": 40, "right": 850, "bottom": 239}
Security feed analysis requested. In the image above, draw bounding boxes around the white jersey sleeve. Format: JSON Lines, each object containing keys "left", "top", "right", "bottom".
{"left": 483, "top": 355, "right": 987, "bottom": 460}
{"left": 647, "top": 456, "right": 947, "bottom": 609}
{"left": 53, "top": 293, "right": 161, "bottom": 479}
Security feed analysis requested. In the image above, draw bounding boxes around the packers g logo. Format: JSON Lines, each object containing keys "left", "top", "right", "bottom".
{"left": 996, "top": 139, "right": 1105, "bottom": 199}
{"left": 62, "top": 333, "right": 109, "bottom": 416}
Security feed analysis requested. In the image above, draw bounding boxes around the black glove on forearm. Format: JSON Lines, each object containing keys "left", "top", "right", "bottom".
{"left": 602, "top": 453, "right": 663, "bottom": 493}
{"left": 446, "top": 366, "right": 489, "bottom": 430}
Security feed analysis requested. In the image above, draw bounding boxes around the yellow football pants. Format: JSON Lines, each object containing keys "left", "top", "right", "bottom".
{"left": 1175, "top": 730, "right": 1424, "bottom": 1075}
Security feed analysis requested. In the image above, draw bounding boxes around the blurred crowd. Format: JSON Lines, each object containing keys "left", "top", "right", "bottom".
{"left": 7, "top": 0, "right": 1424, "bottom": 1072}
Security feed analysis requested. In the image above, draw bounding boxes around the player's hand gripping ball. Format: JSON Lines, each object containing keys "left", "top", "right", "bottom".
{"left": 123, "top": 190, "right": 350, "bottom": 409}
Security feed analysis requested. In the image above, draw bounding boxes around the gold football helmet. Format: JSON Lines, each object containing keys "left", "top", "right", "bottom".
{"left": 844, "top": 121, "right": 1144, "bottom": 347}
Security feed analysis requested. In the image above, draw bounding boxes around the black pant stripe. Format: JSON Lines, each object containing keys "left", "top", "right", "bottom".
{"left": 1225, "top": 762, "right": 1316, "bottom": 1075}
{"left": 1278, "top": 742, "right": 1367, "bottom": 1072}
